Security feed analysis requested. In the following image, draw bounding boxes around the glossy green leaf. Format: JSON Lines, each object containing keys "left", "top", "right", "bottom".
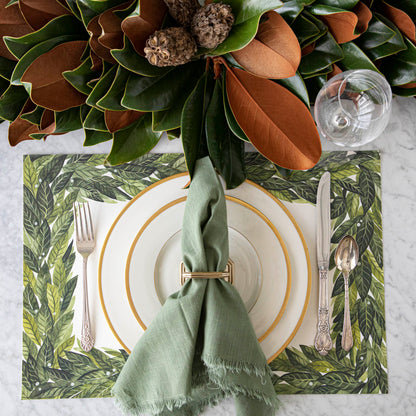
{"left": 76, "top": 0, "right": 126, "bottom": 25}
{"left": 53, "top": 106, "right": 83, "bottom": 135}
{"left": 83, "top": 107, "right": 107, "bottom": 131}
{"left": 223, "top": 76, "right": 249, "bottom": 142}
{"left": 339, "top": 42, "right": 379, "bottom": 72}
{"left": 84, "top": 129, "right": 113, "bottom": 146}
{"left": 4, "top": 15, "right": 86, "bottom": 60}
{"left": 21, "top": 106, "right": 44, "bottom": 126}
{"left": 97, "top": 66, "right": 130, "bottom": 111}
{"left": 276, "top": 72, "right": 310, "bottom": 108}
{"left": 0, "top": 57, "right": 16, "bottom": 80}
{"left": 299, "top": 32, "right": 343, "bottom": 75}
{"left": 391, "top": 85, "right": 416, "bottom": 97}
{"left": 379, "top": 38, "right": 416, "bottom": 86}
{"left": 317, "top": 0, "right": 359, "bottom": 8}
{"left": 111, "top": 38, "right": 171, "bottom": 77}
{"left": 11, "top": 36, "right": 80, "bottom": 86}
{"left": 277, "top": 0, "right": 311, "bottom": 24}
{"left": 292, "top": 11, "right": 328, "bottom": 48}
{"left": 308, "top": 4, "right": 346, "bottom": 15}
{"left": 122, "top": 60, "right": 205, "bottom": 112}
{"left": 209, "top": 16, "right": 262, "bottom": 56}
{"left": 221, "top": 0, "right": 282, "bottom": 25}
{"left": 63, "top": 57, "right": 99, "bottom": 95}
{"left": 65, "top": 0, "right": 82, "bottom": 20}
{"left": 86, "top": 65, "right": 117, "bottom": 107}
{"left": 0, "top": 85, "right": 28, "bottom": 121}
{"left": 356, "top": 15, "right": 395, "bottom": 50}
{"left": 205, "top": 78, "right": 246, "bottom": 189}
{"left": 182, "top": 72, "right": 213, "bottom": 179}
{"left": 301, "top": 64, "right": 333, "bottom": 79}
{"left": 106, "top": 113, "right": 162, "bottom": 165}
{"left": 364, "top": 14, "right": 406, "bottom": 61}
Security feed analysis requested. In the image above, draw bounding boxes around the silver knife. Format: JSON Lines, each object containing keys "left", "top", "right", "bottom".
{"left": 314, "top": 171, "right": 333, "bottom": 355}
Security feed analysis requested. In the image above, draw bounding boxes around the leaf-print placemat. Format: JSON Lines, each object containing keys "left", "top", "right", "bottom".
{"left": 22, "top": 151, "right": 386, "bottom": 399}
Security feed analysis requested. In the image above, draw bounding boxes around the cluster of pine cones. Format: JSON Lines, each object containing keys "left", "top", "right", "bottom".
{"left": 144, "top": 0, "right": 234, "bottom": 67}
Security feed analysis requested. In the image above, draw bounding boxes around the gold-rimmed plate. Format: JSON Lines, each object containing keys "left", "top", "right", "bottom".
{"left": 98, "top": 173, "right": 311, "bottom": 362}
{"left": 125, "top": 195, "right": 291, "bottom": 343}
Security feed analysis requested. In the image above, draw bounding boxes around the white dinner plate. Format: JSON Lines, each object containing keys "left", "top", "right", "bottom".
{"left": 125, "top": 195, "right": 290, "bottom": 341}
{"left": 99, "top": 173, "right": 311, "bottom": 362}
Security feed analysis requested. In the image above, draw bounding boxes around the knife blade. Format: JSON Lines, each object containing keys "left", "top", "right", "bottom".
{"left": 314, "top": 171, "right": 332, "bottom": 355}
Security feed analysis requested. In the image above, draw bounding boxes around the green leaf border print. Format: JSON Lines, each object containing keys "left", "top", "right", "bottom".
{"left": 22, "top": 151, "right": 386, "bottom": 399}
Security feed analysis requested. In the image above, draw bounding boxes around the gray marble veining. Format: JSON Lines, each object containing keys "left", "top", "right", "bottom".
{"left": 1, "top": 96, "right": 416, "bottom": 415}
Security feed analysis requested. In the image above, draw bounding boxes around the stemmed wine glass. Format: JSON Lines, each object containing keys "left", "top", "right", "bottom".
{"left": 314, "top": 69, "right": 392, "bottom": 147}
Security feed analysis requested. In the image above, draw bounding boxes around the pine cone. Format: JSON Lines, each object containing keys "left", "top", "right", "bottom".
{"left": 163, "top": 0, "right": 200, "bottom": 27}
{"left": 191, "top": 2, "right": 234, "bottom": 50}
{"left": 144, "top": 27, "right": 197, "bottom": 67}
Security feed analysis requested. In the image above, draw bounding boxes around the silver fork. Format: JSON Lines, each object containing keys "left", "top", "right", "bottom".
{"left": 73, "top": 201, "right": 96, "bottom": 352}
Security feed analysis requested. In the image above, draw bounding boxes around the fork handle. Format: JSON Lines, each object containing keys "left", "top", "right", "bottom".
{"left": 81, "top": 257, "right": 94, "bottom": 352}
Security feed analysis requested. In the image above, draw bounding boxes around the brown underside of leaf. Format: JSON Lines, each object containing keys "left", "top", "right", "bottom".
{"left": 19, "top": 0, "right": 70, "bottom": 31}
{"left": 401, "top": 82, "right": 416, "bottom": 89}
{"left": 98, "top": 1, "right": 133, "bottom": 50}
{"left": 88, "top": 15, "right": 117, "bottom": 64}
{"left": 321, "top": 2, "right": 372, "bottom": 44}
{"left": 0, "top": 1, "right": 32, "bottom": 60}
{"left": 90, "top": 50, "right": 103, "bottom": 71}
{"left": 301, "top": 42, "right": 315, "bottom": 56}
{"left": 231, "top": 11, "right": 301, "bottom": 79}
{"left": 104, "top": 109, "right": 144, "bottom": 133}
{"left": 121, "top": 0, "right": 167, "bottom": 55}
{"left": 8, "top": 100, "right": 56, "bottom": 145}
{"left": 21, "top": 40, "right": 87, "bottom": 111}
{"left": 382, "top": 2, "right": 415, "bottom": 44}
{"left": 225, "top": 66, "right": 321, "bottom": 170}
{"left": 328, "top": 64, "right": 343, "bottom": 79}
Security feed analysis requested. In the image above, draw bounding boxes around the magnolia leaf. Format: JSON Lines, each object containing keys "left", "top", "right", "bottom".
{"left": 54, "top": 107, "right": 84, "bottom": 133}
{"left": 19, "top": 0, "right": 71, "bottom": 31}
{"left": 11, "top": 35, "right": 80, "bottom": 86}
{"left": 84, "top": 128, "right": 113, "bottom": 146}
{"left": 9, "top": 112, "right": 40, "bottom": 145}
{"left": 106, "top": 113, "right": 162, "bottom": 165}
{"left": 275, "top": 71, "right": 310, "bottom": 108}
{"left": 339, "top": 42, "right": 379, "bottom": 72}
{"left": 97, "top": 65, "right": 129, "bottom": 110}
{"left": 0, "top": 84, "right": 29, "bottom": 121}
{"left": 63, "top": 56, "right": 99, "bottom": 95}
{"left": 4, "top": 15, "right": 86, "bottom": 60}
{"left": 83, "top": 107, "right": 107, "bottom": 131}
{"left": 225, "top": 65, "right": 321, "bottom": 170}
{"left": 205, "top": 78, "right": 246, "bottom": 189}
{"left": 382, "top": 1, "right": 415, "bottom": 43}
{"left": 0, "top": 56, "right": 16, "bottom": 80}
{"left": 310, "top": 2, "right": 372, "bottom": 44}
{"left": 231, "top": 11, "right": 301, "bottom": 79}
{"left": 98, "top": 2, "right": 132, "bottom": 50}
{"left": 291, "top": 12, "right": 327, "bottom": 48}
{"left": 87, "top": 14, "right": 117, "bottom": 64}
{"left": 379, "top": 37, "right": 416, "bottom": 86}
{"left": 277, "top": 0, "right": 310, "bottom": 25}
{"left": 121, "top": 0, "right": 167, "bottom": 55}
{"left": 86, "top": 64, "right": 117, "bottom": 107}
{"left": 105, "top": 109, "right": 144, "bottom": 133}
{"left": 122, "top": 60, "right": 205, "bottom": 112}
{"left": 363, "top": 13, "right": 406, "bottom": 61}
{"left": 111, "top": 37, "right": 171, "bottom": 77}
{"left": 299, "top": 31, "right": 343, "bottom": 75}
{"left": 0, "top": 0, "right": 32, "bottom": 60}
{"left": 77, "top": 0, "right": 126, "bottom": 26}
{"left": 21, "top": 105, "right": 44, "bottom": 125}
{"left": 392, "top": 85, "right": 416, "bottom": 97}
{"left": 319, "top": 0, "right": 359, "bottom": 8}
{"left": 181, "top": 71, "right": 214, "bottom": 178}
{"left": 21, "top": 41, "right": 88, "bottom": 111}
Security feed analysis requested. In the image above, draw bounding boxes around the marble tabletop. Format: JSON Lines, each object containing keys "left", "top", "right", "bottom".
{"left": 1, "top": 96, "right": 415, "bottom": 416}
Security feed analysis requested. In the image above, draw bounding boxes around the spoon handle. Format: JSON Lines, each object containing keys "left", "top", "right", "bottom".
{"left": 342, "top": 272, "right": 353, "bottom": 351}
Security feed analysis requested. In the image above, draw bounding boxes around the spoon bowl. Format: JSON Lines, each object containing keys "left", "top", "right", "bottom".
{"left": 335, "top": 235, "right": 359, "bottom": 273}
{"left": 334, "top": 235, "right": 359, "bottom": 351}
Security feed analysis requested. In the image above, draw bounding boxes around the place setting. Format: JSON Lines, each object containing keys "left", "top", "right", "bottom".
{"left": 2, "top": 0, "right": 412, "bottom": 414}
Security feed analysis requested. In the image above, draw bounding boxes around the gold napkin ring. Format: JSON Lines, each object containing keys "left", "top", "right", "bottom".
{"left": 180, "top": 260, "right": 234, "bottom": 286}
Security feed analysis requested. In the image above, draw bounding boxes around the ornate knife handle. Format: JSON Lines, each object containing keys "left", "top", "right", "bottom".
{"left": 314, "top": 268, "right": 332, "bottom": 355}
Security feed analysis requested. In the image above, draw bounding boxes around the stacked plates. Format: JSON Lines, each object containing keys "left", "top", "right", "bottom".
{"left": 99, "top": 174, "right": 311, "bottom": 362}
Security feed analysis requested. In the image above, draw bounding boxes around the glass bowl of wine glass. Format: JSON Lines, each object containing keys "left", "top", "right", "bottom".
{"left": 314, "top": 69, "right": 392, "bottom": 147}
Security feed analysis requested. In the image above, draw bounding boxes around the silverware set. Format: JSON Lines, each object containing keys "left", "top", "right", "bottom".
{"left": 315, "top": 172, "right": 359, "bottom": 355}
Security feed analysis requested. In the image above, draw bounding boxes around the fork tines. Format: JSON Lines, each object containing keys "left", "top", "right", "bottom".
{"left": 73, "top": 201, "right": 94, "bottom": 242}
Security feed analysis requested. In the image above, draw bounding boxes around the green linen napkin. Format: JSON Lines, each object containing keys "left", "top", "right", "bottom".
{"left": 112, "top": 157, "right": 279, "bottom": 415}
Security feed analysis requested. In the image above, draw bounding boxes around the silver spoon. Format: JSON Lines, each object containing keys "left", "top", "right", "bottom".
{"left": 334, "top": 235, "right": 359, "bottom": 351}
